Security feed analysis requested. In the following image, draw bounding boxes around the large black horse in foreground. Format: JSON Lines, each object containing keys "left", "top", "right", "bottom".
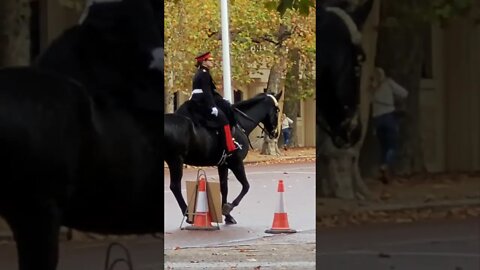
{"left": 164, "top": 92, "right": 281, "bottom": 224}
{"left": 0, "top": 0, "right": 163, "bottom": 270}
{"left": 317, "top": 0, "right": 374, "bottom": 148}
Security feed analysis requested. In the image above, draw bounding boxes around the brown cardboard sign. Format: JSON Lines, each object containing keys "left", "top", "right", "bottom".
{"left": 186, "top": 179, "right": 222, "bottom": 223}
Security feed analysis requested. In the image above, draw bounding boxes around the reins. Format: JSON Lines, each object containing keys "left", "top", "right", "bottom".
{"left": 234, "top": 107, "right": 275, "bottom": 150}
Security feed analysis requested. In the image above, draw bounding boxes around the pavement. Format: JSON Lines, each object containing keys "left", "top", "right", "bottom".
{"left": 243, "top": 147, "right": 316, "bottom": 164}
{"left": 317, "top": 171, "right": 480, "bottom": 228}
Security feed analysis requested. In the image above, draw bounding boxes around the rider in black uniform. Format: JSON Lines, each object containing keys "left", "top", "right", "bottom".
{"left": 190, "top": 52, "right": 237, "bottom": 156}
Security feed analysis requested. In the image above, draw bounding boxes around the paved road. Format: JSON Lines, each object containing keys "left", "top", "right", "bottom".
{"left": 164, "top": 162, "right": 316, "bottom": 249}
{"left": 0, "top": 218, "right": 477, "bottom": 269}
{"left": 317, "top": 218, "right": 480, "bottom": 270}
{"left": 165, "top": 218, "right": 479, "bottom": 269}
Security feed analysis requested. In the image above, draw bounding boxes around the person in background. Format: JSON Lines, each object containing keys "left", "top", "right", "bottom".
{"left": 281, "top": 113, "right": 294, "bottom": 150}
{"left": 371, "top": 67, "right": 408, "bottom": 184}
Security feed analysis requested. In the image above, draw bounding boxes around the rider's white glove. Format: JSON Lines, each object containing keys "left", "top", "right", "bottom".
{"left": 211, "top": 107, "right": 219, "bottom": 117}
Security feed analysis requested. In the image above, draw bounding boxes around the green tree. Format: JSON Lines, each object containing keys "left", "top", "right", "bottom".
{"left": 266, "top": 0, "right": 315, "bottom": 16}
{"left": 165, "top": 0, "right": 315, "bottom": 116}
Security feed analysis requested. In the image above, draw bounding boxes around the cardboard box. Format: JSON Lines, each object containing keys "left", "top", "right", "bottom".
{"left": 186, "top": 179, "right": 222, "bottom": 223}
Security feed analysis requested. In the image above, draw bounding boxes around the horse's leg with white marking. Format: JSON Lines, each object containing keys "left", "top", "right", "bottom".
{"left": 5, "top": 201, "right": 61, "bottom": 270}
{"left": 167, "top": 159, "right": 188, "bottom": 221}
{"left": 218, "top": 165, "right": 236, "bottom": 224}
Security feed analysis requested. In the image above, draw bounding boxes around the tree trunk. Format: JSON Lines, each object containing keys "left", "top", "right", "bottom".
{"left": 165, "top": 70, "right": 175, "bottom": 113}
{"left": 261, "top": 59, "right": 285, "bottom": 155}
{"left": 261, "top": 23, "right": 293, "bottom": 155}
{"left": 0, "top": 0, "right": 31, "bottom": 67}
{"left": 360, "top": 0, "right": 427, "bottom": 177}
{"left": 282, "top": 48, "right": 301, "bottom": 148}
{"left": 318, "top": 0, "right": 380, "bottom": 199}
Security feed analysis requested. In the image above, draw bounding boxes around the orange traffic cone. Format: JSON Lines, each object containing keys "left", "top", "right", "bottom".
{"left": 185, "top": 177, "right": 219, "bottom": 231}
{"left": 265, "top": 180, "right": 297, "bottom": 234}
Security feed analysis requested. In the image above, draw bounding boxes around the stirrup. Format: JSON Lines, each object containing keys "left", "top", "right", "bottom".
{"left": 234, "top": 140, "right": 242, "bottom": 150}
{"left": 217, "top": 150, "right": 229, "bottom": 166}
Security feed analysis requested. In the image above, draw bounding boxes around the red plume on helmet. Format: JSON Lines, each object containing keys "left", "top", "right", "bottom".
{"left": 195, "top": 52, "right": 213, "bottom": 62}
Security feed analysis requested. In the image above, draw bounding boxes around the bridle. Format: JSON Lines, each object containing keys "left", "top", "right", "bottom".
{"left": 234, "top": 95, "right": 280, "bottom": 149}
{"left": 234, "top": 107, "right": 278, "bottom": 136}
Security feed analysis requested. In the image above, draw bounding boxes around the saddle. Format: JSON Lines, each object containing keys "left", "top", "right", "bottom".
{"left": 176, "top": 100, "right": 225, "bottom": 129}
{"left": 175, "top": 100, "right": 244, "bottom": 165}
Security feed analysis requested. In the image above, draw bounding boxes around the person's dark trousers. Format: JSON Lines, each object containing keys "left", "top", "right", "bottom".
{"left": 373, "top": 112, "right": 398, "bottom": 168}
{"left": 282, "top": 128, "right": 291, "bottom": 147}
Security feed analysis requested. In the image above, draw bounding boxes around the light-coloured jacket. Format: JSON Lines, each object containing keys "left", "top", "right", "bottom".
{"left": 282, "top": 117, "right": 293, "bottom": 130}
{"left": 372, "top": 78, "right": 408, "bottom": 118}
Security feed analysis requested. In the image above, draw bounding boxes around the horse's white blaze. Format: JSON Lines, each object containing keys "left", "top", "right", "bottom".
{"left": 326, "top": 7, "right": 362, "bottom": 45}
{"left": 266, "top": 94, "right": 281, "bottom": 135}
{"left": 266, "top": 94, "right": 279, "bottom": 107}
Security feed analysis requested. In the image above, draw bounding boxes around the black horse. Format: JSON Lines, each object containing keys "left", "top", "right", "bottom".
{"left": 316, "top": 0, "right": 374, "bottom": 148}
{"left": 0, "top": 1, "right": 164, "bottom": 269}
{"left": 164, "top": 92, "right": 282, "bottom": 224}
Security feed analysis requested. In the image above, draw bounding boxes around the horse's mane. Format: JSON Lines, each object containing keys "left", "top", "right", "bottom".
{"left": 233, "top": 93, "right": 269, "bottom": 111}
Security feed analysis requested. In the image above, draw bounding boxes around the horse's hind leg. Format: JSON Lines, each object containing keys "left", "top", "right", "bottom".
{"left": 5, "top": 201, "right": 61, "bottom": 270}
{"left": 166, "top": 159, "right": 188, "bottom": 219}
{"left": 218, "top": 165, "right": 236, "bottom": 224}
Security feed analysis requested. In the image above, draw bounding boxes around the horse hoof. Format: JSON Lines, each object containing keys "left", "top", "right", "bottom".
{"left": 184, "top": 214, "right": 193, "bottom": 224}
{"left": 225, "top": 215, "right": 237, "bottom": 225}
{"left": 222, "top": 203, "right": 234, "bottom": 215}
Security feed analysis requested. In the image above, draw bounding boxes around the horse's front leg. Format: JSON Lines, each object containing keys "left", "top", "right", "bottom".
{"left": 218, "top": 165, "right": 236, "bottom": 225}
{"left": 223, "top": 157, "right": 250, "bottom": 223}
{"left": 166, "top": 158, "right": 189, "bottom": 222}
{"left": 5, "top": 201, "right": 61, "bottom": 270}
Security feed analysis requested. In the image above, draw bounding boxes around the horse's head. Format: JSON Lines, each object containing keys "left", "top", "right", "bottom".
{"left": 101, "top": 0, "right": 164, "bottom": 109}
{"left": 233, "top": 91, "right": 282, "bottom": 138}
{"left": 145, "top": 0, "right": 164, "bottom": 74}
{"left": 262, "top": 91, "right": 283, "bottom": 139}
{"left": 316, "top": 0, "right": 373, "bottom": 148}
{"left": 34, "top": 0, "right": 164, "bottom": 111}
